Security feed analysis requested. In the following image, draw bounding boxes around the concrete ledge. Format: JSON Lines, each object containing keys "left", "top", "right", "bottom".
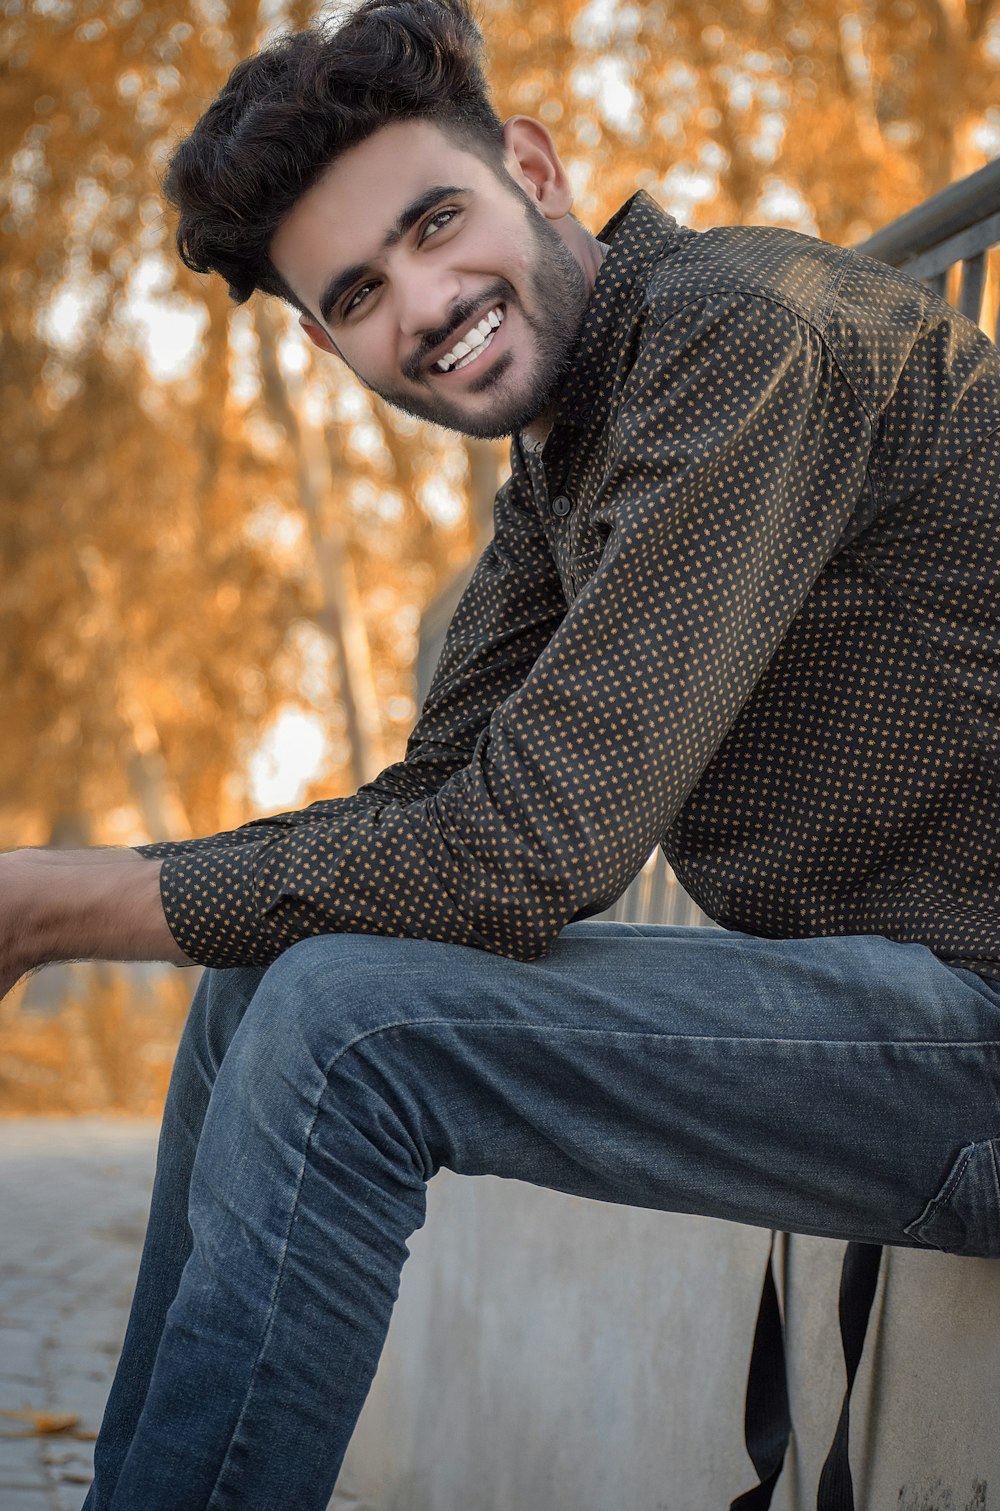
{"left": 338, "top": 1174, "right": 1000, "bottom": 1511}
{"left": 338, "top": 1172, "right": 769, "bottom": 1510}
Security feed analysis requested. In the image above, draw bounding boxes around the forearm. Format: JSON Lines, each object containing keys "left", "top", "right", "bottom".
{"left": 1, "top": 847, "right": 192, "bottom": 997}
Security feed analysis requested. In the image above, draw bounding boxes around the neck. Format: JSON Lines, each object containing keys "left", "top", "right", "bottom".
{"left": 520, "top": 231, "right": 610, "bottom": 449}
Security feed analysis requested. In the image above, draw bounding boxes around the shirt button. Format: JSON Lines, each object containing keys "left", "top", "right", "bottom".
{"left": 551, "top": 494, "right": 572, "bottom": 517}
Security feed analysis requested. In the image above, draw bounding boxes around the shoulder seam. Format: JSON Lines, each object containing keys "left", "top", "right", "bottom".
{"left": 642, "top": 283, "right": 878, "bottom": 428}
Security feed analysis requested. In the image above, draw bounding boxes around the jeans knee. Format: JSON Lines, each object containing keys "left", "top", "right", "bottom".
{"left": 211, "top": 937, "right": 473, "bottom": 1183}
{"left": 188, "top": 964, "right": 269, "bottom": 1076}
{"left": 253, "top": 932, "right": 459, "bottom": 1044}
{"left": 228, "top": 934, "right": 473, "bottom": 1124}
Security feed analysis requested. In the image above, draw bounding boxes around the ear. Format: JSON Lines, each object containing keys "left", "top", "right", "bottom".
{"left": 501, "top": 116, "right": 574, "bottom": 221}
{"left": 298, "top": 315, "right": 339, "bottom": 356}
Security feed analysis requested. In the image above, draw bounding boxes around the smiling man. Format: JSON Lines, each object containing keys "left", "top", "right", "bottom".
{"left": 5, "top": 0, "right": 1000, "bottom": 1507}
{"left": 273, "top": 116, "right": 596, "bottom": 439}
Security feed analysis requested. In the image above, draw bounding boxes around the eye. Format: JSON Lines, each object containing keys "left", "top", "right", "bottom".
{"left": 339, "top": 206, "right": 460, "bottom": 319}
{"left": 344, "top": 280, "right": 378, "bottom": 316}
{"left": 420, "top": 207, "right": 459, "bottom": 241}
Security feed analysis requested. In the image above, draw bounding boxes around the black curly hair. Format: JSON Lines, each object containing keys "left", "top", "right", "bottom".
{"left": 164, "top": 0, "right": 505, "bottom": 314}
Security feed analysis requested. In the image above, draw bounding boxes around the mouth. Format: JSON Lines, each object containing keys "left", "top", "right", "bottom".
{"left": 427, "top": 303, "right": 506, "bottom": 378}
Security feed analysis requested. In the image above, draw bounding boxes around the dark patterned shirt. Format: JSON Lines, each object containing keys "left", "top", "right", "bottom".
{"left": 139, "top": 191, "right": 1000, "bottom": 982}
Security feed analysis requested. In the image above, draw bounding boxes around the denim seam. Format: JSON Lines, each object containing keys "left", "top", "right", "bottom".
{"left": 932, "top": 1143, "right": 976, "bottom": 1207}
{"left": 991, "top": 1139, "right": 1000, "bottom": 1195}
{"left": 320, "top": 1020, "right": 1000, "bottom": 1058}
{"left": 204, "top": 1093, "right": 325, "bottom": 1509}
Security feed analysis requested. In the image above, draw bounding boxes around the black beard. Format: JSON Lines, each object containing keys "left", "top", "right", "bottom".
{"left": 362, "top": 193, "right": 592, "bottom": 441}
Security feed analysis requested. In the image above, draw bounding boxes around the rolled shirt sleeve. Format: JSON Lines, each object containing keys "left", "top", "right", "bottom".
{"left": 155, "top": 292, "right": 872, "bottom": 967}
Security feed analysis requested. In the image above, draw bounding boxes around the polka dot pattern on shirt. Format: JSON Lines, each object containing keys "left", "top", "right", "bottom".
{"left": 139, "top": 191, "right": 1000, "bottom": 983}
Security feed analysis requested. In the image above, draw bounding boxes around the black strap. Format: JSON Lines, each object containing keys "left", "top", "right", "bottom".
{"left": 731, "top": 1237, "right": 883, "bottom": 1511}
{"left": 816, "top": 1242, "right": 883, "bottom": 1511}
{"left": 730, "top": 1233, "right": 791, "bottom": 1510}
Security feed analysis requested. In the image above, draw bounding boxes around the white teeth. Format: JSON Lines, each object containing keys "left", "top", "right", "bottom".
{"left": 452, "top": 328, "right": 496, "bottom": 369}
{"left": 434, "top": 305, "right": 505, "bottom": 371}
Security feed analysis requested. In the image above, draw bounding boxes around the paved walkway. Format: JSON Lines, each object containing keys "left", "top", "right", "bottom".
{"left": 0, "top": 1117, "right": 160, "bottom": 1511}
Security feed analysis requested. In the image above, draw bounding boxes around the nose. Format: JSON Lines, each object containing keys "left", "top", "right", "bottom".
{"left": 394, "top": 260, "right": 462, "bottom": 345}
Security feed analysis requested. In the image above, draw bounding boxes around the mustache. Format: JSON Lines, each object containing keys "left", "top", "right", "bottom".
{"left": 403, "top": 279, "right": 512, "bottom": 382}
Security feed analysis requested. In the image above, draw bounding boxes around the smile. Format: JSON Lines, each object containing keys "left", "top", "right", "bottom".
{"left": 433, "top": 305, "right": 505, "bottom": 373}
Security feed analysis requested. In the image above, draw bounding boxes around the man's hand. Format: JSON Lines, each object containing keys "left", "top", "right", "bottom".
{"left": 0, "top": 848, "right": 193, "bottom": 1001}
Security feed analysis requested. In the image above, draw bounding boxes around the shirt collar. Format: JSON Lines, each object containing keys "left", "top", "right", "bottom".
{"left": 548, "top": 190, "right": 682, "bottom": 435}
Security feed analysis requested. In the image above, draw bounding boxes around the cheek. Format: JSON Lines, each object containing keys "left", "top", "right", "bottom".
{"left": 339, "top": 314, "right": 396, "bottom": 380}
{"left": 497, "top": 232, "right": 533, "bottom": 283}
{"left": 463, "top": 220, "right": 530, "bottom": 285}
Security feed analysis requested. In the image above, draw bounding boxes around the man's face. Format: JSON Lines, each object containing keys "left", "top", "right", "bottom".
{"left": 269, "top": 119, "right": 592, "bottom": 440}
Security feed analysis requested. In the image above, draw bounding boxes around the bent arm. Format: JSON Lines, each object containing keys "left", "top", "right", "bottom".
{"left": 153, "top": 295, "right": 873, "bottom": 968}
{"left": 9, "top": 296, "right": 874, "bottom": 983}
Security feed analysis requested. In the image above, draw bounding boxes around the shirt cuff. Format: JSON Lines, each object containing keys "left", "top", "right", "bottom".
{"left": 157, "top": 844, "right": 274, "bottom": 969}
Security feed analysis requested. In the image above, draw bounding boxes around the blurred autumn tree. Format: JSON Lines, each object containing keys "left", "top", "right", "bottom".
{"left": 1, "top": 0, "right": 492, "bottom": 865}
{"left": 1, "top": 0, "right": 998, "bottom": 1108}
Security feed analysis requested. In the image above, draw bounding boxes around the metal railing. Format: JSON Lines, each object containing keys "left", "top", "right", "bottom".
{"left": 595, "top": 845, "right": 710, "bottom": 927}
{"left": 857, "top": 156, "right": 1000, "bottom": 328}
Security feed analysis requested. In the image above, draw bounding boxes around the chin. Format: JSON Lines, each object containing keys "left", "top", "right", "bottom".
{"left": 377, "top": 347, "right": 563, "bottom": 442}
{"left": 449, "top": 395, "right": 547, "bottom": 442}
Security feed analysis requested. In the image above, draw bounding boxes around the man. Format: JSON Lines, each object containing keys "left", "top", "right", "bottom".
{"left": 4, "top": 0, "right": 1000, "bottom": 1505}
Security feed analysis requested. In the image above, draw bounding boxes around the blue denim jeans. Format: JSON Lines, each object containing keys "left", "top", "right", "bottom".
{"left": 82, "top": 924, "right": 1000, "bottom": 1510}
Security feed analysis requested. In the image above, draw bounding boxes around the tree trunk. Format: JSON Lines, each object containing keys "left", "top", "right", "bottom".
{"left": 254, "top": 304, "right": 384, "bottom": 789}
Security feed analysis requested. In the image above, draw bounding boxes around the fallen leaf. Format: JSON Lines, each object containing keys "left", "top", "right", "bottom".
{"left": 0, "top": 1408, "right": 80, "bottom": 1437}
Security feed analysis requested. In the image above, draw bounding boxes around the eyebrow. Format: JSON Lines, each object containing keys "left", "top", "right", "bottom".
{"left": 318, "top": 184, "right": 470, "bottom": 324}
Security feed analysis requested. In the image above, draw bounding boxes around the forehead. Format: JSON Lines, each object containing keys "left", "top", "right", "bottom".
{"left": 269, "top": 119, "right": 501, "bottom": 311}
